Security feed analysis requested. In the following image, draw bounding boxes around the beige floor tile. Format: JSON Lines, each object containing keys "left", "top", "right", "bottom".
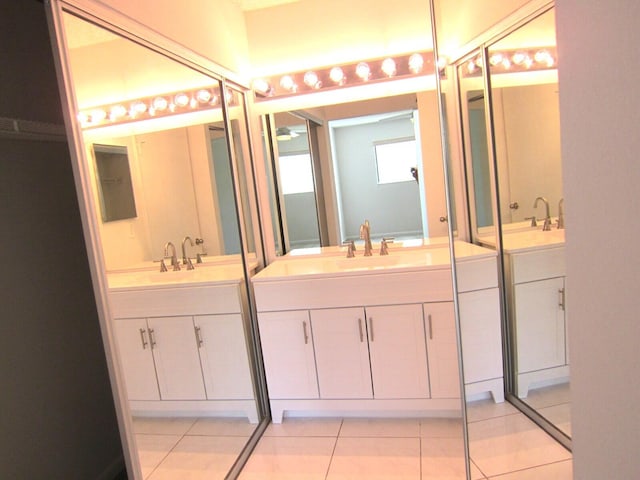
{"left": 340, "top": 417, "right": 420, "bottom": 437}
{"left": 421, "top": 436, "right": 469, "bottom": 480}
{"left": 133, "top": 417, "right": 197, "bottom": 435}
{"left": 264, "top": 417, "right": 343, "bottom": 437}
{"left": 239, "top": 436, "right": 336, "bottom": 480}
{"left": 187, "top": 417, "right": 256, "bottom": 437}
{"left": 135, "top": 433, "right": 182, "bottom": 479}
{"left": 327, "top": 436, "right": 421, "bottom": 479}
{"left": 466, "top": 400, "right": 519, "bottom": 423}
{"left": 420, "top": 417, "right": 464, "bottom": 438}
{"left": 470, "top": 459, "right": 487, "bottom": 479}
{"left": 147, "top": 435, "right": 249, "bottom": 480}
{"left": 536, "top": 404, "right": 572, "bottom": 437}
{"left": 523, "top": 383, "right": 571, "bottom": 410}
{"left": 468, "top": 413, "right": 571, "bottom": 477}
{"left": 487, "top": 459, "right": 572, "bottom": 479}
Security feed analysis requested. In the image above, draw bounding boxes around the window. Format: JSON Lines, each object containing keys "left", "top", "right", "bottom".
{"left": 278, "top": 153, "right": 315, "bottom": 194}
{"left": 374, "top": 139, "right": 417, "bottom": 184}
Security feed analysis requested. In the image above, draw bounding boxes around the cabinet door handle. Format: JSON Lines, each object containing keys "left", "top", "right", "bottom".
{"left": 558, "top": 288, "right": 566, "bottom": 311}
{"left": 148, "top": 328, "right": 156, "bottom": 349}
{"left": 194, "top": 325, "right": 203, "bottom": 348}
{"left": 428, "top": 314, "right": 433, "bottom": 340}
{"left": 302, "top": 320, "right": 309, "bottom": 344}
{"left": 368, "top": 317, "right": 374, "bottom": 342}
{"left": 139, "top": 328, "right": 148, "bottom": 349}
{"left": 358, "top": 318, "right": 364, "bottom": 342}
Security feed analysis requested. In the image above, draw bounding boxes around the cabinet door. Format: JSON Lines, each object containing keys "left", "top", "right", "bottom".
{"left": 424, "top": 302, "right": 460, "bottom": 398}
{"left": 196, "top": 314, "right": 254, "bottom": 400}
{"left": 515, "top": 277, "right": 566, "bottom": 373}
{"left": 459, "top": 288, "right": 503, "bottom": 384}
{"left": 258, "top": 311, "right": 319, "bottom": 399}
{"left": 113, "top": 318, "right": 160, "bottom": 401}
{"left": 311, "top": 307, "right": 373, "bottom": 399}
{"left": 366, "top": 304, "right": 430, "bottom": 399}
{"left": 147, "top": 316, "right": 207, "bottom": 400}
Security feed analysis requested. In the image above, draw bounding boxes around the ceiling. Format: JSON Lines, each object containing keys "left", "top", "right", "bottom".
{"left": 235, "top": 0, "right": 300, "bottom": 10}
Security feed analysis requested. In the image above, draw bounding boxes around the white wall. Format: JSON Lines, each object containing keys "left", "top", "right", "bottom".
{"left": 556, "top": 1, "right": 640, "bottom": 478}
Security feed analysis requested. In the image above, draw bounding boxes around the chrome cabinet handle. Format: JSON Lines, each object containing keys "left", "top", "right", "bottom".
{"left": 428, "top": 314, "right": 433, "bottom": 340}
{"left": 368, "top": 317, "right": 374, "bottom": 342}
{"left": 194, "top": 325, "right": 203, "bottom": 348}
{"left": 302, "top": 321, "right": 309, "bottom": 344}
{"left": 139, "top": 328, "right": 148, "bottom": 349}
{"left": 358, "top": 318, "right": 364, "bottom": 342}
{"left": 148, "top": 328, "right": 156, "bottom": 349}
{"left": 558, "top": 288, "right": 566, "bottom": 311}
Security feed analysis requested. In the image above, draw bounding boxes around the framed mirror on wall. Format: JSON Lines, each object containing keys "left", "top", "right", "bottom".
{"left": 48, "top": 4, "right": 267, "bottom": 478}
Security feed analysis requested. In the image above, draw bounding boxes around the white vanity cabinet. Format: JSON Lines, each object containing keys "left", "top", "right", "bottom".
{"left": 109, "top": 280, "right": 258, "bottom": 422}
{"left": 257, "top": 310, "right": 319, "bottom": 399}
{"left": 311, "top": 304, "right": 430, "bottom": 400}
{"left": 504, "top": 245, "right": 569, "bottom": 397}
{"left": 252, "top": 261, "right": 468, "bottom": 422}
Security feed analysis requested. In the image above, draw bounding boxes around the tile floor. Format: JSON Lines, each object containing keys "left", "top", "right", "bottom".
{"left": 521, "top": 382, "right": 572, "bottom": 437}
{"left": 133, "top": 399, "right": 572, "bottom": 479}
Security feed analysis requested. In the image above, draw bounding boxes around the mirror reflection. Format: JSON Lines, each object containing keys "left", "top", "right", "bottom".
{"left": 489, "top": 9, "right": 570, "bottom": 438}
{"left": 453, "top": 7, "right": 570, "bottom": 442}
{"left": 93, "top": 143, "right": 137, "bottom": 222}
{"left": 61, "top": 11, "right": 263, "bottom": 478}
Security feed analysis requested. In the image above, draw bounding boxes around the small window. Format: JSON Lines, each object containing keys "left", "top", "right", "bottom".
{"left": 374, "top": 139, "right": 417, "bottom": 184}
{"left": 278, "top": 153, "right": 315, "bottom": 194}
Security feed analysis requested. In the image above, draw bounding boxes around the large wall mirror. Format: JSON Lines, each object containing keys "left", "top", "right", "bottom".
{"left": 54, "top": 8, "right": 266, "bottom": 478}
{"left": 449, "top": 4, "right": 570, "bottom": 454}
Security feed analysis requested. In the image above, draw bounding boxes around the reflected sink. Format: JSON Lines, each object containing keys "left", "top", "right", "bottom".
{"left": 108, "top": 264, "right": 245, "bottom": 290}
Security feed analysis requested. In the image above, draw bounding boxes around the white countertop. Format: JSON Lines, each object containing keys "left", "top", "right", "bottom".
{"left": 253, "top": 242, "right": 496, "bottom": 283}
{"left": 480, "top": 228, "right": 565, "bottom": 254}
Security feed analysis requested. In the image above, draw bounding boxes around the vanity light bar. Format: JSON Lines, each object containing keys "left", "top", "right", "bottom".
{"left": 77, "top": 85, "right": 232, "bottom": 129}
{"left": 252, "top": 51, "right": 445, "bottom": 100}
{"left": 463, "top": 47, "right": 557, "bottom": 77}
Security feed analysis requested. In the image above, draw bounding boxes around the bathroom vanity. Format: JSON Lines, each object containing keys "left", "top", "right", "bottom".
{"left": 501, "top": 230, "right": 569, "bottom": 397}
{"left": 252, "top": 242, "right": 503, "bottom": 422}
{"left": 107, "top": 264, "right": 258, "bottom": 422}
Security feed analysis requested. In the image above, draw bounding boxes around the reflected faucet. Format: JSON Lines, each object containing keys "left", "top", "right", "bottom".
{"left": 164, "top": 242, "right": 180, "bottom": 271}
{"left": 557, "top": 198, "right": 565, "bottom": 229}
{"left": 533, "top": 196, "right": 552, "bottom": 231}
{"left": 359, "top": 220, "right": 372, "bottom": 256}
{"left": 181, "top": 236, "right": 195, "bottom": 269}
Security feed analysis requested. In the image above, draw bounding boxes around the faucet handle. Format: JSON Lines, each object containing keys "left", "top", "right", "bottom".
{"left": 380, "top": 237, "right": 394, "bottom": 256}
{"left": 159, "top": 259, "right": 168, "bottom": 272}
{"left": 525, "top": 216, "right": 537, "bottom": 227}
{"left": 185, "top": 257, "right": 195, "bottom": 270}
{"left": 342, "top": 240, "right": 356, "bottom": 258}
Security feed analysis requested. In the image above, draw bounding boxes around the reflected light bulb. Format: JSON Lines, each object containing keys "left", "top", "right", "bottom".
{"left": 109, "top": 104, "right": 127, "bottom": 121}
{"left": 355, "top": 62, "right": 371, "bottom": 81}
{"left": 534, "top": 50, "right": 555, "bottom": 67}
{"left": 512, "top": 52, "right": 527, "bottom": 65}
{"left": 408, "top": 53, "right": 424, "bottom": 74}
{"left": 303, "top": 71, "right": 321, "bottom": 88}
{"left": 252, "top": 79, "right": 271, "bottom": 95}
{"left": 489, "top": 53, "right": 504, "bottom": 66}
{"left": 89, "top": 108, "right": 107, "bottom": 122}
{"left": 196, "top": 89, "right": 212, "bottom": 103}
{"left": 381, "top": 58, "right": 397, "bottom": 77}
{"left": 152, "top": 96, "right": 168, "bottom": 111}
{"left": 174, "top": 92, "right": 190, "bottom": 107}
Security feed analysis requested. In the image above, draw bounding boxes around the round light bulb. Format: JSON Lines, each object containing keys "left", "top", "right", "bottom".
{"left": 355, "top": 62, "right": 371, "bottom": 81}
{"left": 489, "top": 53, "right": 504, "bottom": 66}
{"left": 89, "top": 108, "right": 107, "bottom": 122}
{"left": 152, "top": 96, "right": 168, "bottom": 111}
{"left": 512, "top": 52, "right": 527, "bottom": 65}
{"left": 174, "top": 92, "right": 190, "bottom": 107}
{"left": 131, "top": 101, "right": 147, "bottom": 114}
{"left": 279, "top": 75, "right": 296, "bottom": 92}
{"left": 381, "top": 58, "right": 397, "bottom": 77}
{"left": 534, "top": 50, "right": 554, "bottom": 67}
{"left": 436, "top": 56, "right": 448, "bottom": 70}
{"left": 109, "top": 104, "right": 127, "bottom": 121}
{"left": 252, "top": 79, "right": 271, "bottom": 95}
{"left": 329, "top": 66, "right": 345, "bottom": 84}
{"left": 304, "top": 71, "right": 320, "bottom": 88}
{"left": 408, "top": 53, "right": 424, "bottom": 74}
{"left": 196, "top": 89, "right": 212, "bottom": 103}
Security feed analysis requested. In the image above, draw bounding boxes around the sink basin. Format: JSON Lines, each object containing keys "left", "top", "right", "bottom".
{"left": 107, "top": 264, "right": 245, "bottom": 290}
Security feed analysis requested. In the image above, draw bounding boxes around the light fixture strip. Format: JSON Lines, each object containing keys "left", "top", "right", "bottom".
{"left": 463, "top": 46, "right": 558, "bottom": 78}
{"left": 253, "top": 51, "right": 441, "bottom": 101}
{"left": 77, "top": 85, "right": 225, "bottom": 130}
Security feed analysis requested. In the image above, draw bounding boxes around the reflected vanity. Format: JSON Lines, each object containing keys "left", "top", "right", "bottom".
{"left": 449, "top": 6, "right": 570, "bottom": 444}
{"left": 53, "top": 9, "right": 266, "bottom": 479}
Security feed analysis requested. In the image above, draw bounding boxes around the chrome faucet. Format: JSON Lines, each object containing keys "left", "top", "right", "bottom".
{"left": 181, "top": 236, "right": 195, "bottom": 269}
{"left": 164, "top": 242, "right": 180, "bottom": 271}
{"left": 359, "top": 220, "right": 372, "bottom": 256}
{"left": 557, "top": 198, "right": 565, "bottom": 229}
{"left": 380, "top": 237, "right": 394, "bottom": 256}
{"left": 533, "top": 196, "right": 552, "bottom": 231}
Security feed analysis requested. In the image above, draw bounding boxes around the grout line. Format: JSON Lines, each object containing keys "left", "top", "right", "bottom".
{"left": 483, "top": 458, "right": 572, "bottom": 479}
{"left": 324, "top": 419, "right": 343, "bottom": 480}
